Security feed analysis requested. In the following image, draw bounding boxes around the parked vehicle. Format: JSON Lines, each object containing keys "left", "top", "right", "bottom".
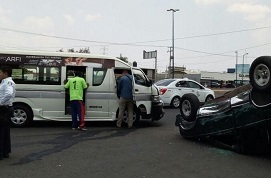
{"left": 175, "top": 56, "right": 271, "bottom": 154}
{"left": 155, "top": 78, "right": 215, "bottom": 108}
{"left": 210, "top": 82, "right": 220, "bottom": 88}
{"left": 225, "top": 83, "right": 236, "bottom": 88}
{"left": 0, "top": 50, "right": 164, "bottom": 127}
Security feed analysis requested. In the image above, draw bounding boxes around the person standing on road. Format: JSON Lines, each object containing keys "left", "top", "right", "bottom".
{"left": 64, "top": 71, "right": 89, "bottom": 131}
{"left": 0, "top": 66, "right": 16, "bottom": 160}
{"left": 116, "top": 70, "right": 134, "bottom": 128}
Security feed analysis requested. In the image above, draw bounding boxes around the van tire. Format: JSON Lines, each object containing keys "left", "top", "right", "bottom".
{"left": 116, "top": 106, "right": 140, "bottom": 125}
{"left": 11, "top": 104, "right": 33, "bottom": 127}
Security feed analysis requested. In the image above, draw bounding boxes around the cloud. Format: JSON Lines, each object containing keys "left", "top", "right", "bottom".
{"left": 21, "top": 16, "right": 54, "bottom": 32}
{"left": 194, "top": 0, "right": 222, "bottom": 5}
{"left": 0, "top": 6, "right": 12, "bottom": 27}
{"left": 227, "top": 3, "right": 271, "bottom": 22}
{"left": 85, "top": 14, "right": 101, "bottom": 22}
{"left": 64, "top": 14, "right": 75, "bottom": 26}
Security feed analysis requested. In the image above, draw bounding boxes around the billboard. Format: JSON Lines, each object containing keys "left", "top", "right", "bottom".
{"left": 236, "top": 64, "right": 250, "bottom": 74}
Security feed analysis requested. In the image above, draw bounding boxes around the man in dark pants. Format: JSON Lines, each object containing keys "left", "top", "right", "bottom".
{"left": 64, "top": 71, "right": 88, "bottom": 131}
{"left": 0, "top": 66, "right": 16, "bottom": 160}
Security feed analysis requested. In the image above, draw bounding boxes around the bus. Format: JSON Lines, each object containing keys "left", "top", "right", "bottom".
{"left": 0, "top": 50, "right": 164, "bottom": 127}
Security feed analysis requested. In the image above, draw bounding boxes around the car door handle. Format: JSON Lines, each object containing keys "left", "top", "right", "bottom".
{"left": 135, "top": 89, "right": 139, "bottom": 92}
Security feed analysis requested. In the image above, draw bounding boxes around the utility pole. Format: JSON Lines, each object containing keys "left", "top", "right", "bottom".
{"left": 235, "top": 51, "right": 238, "bottom": 86}
{"left": 101, "top": 46, "right": 108, "bottom": 55}
{"left": 167, "top": 9, "right": 179, "bottom": 79}
{"left": 242, "top": 52, "right": 248, "bottom": 85}
{"left": 167, "top": 47, "right": 172, "bottom": 78}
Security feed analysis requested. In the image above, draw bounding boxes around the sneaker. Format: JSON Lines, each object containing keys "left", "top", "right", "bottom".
{"left": 128, "top": 124, "right": 133, "bottom": 128}
{"left": 72, "top": 128, "right": 77, "bottom": 130}
{"left": 116, "top": 124, "right": 121, "bottom": 128}
{"left": 78, "top": 127, "right": 87, "bottom": 131}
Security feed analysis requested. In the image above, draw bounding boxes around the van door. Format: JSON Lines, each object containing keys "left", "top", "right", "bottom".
{"left": 85, "top": 68, "right": 110, "bottom": 119}
{"left": 65, "top": 66, "right": 87, "bottom": 115}
{"left": 131, "top": 68, "right": 152, "bottom": 114}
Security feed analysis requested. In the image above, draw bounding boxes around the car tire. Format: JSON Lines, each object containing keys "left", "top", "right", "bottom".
{"left": 170, "top": 96, "right": 181, "bottom": 108}
{"left": 249, "top": 56, "right": 271, "bottom": 92}
{"left": 179, "top": 93, "right": 200, "bottom": 122}
{"left": 11, "top": 104, "right": 33, "bottom": 127}
{"left": 205, "top": 95, "right": 214, "bottom": 102}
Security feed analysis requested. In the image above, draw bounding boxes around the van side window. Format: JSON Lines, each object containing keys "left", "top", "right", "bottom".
{"left": 132, "top": 69, "right": 148, "bottom": 86}
{"left": 93, "top": 68, "right": 107, "bottom": 86}
{"left": 12, "top": 65, "right": 61, "bottom": 85}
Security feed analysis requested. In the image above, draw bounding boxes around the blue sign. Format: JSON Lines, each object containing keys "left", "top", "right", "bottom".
{"left": 236, "top": 64, "right": 250, "bottom": 74}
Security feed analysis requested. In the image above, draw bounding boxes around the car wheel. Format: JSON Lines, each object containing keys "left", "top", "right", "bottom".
{"left": 11, "top": 104, "right": 33, "bottom": 127}
{"left": 205, "top": 95, "right": 214, "bottom": 102}
{"left": 170, "top": 96, "right": 181, "bottom": 108}
{"left": 179, "top": 94, "right": 200, "bottom": 122}
{"left": 249, "top": 56, "right": 271, "bottom": 92}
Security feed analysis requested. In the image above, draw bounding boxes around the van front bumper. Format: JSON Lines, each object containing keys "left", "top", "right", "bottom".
{"left": 151, "top": 101, "right": 164, "bottom": 121}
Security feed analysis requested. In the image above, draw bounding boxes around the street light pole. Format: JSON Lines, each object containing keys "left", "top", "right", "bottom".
{"left": 167, "top": 8, "right": 179, "bottom": 79}
{"left": 242, "top": 52, "right": 248, "bottom": 85}
{"left": 235, "top": 51, "right": 238, "bottom": 86}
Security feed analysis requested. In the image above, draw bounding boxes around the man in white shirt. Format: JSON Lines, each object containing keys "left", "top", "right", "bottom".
{"left": 0, "top": 66, "right": 16, "bottom": 160}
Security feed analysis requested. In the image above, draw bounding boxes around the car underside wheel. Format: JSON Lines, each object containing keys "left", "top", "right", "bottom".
{"left": 249, "top": 56, "right": 271, "bottom": 92}
{"left": 170, "top": 96, "right": 181, "bottom": 108}
{"left": 11, "top": 104, "right": 33, "bottom": 127}
{"left": 179, "top": 94, "right": 200, "bottom": 122}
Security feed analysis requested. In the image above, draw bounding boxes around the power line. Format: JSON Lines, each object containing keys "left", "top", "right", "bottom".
{"left": 1, "top": 26, "right": 271, "bottom": 60}
{"left": 127, "top": 25, "right": 271, "bottom": 44}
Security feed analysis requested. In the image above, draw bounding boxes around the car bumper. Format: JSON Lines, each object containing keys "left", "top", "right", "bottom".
{"left": 151, "top": 101, "right": 165, "bottom": 121}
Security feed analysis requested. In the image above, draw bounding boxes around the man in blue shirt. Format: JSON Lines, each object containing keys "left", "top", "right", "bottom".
{"left": 116, "top": 70, "right": 134, "bottom": 128}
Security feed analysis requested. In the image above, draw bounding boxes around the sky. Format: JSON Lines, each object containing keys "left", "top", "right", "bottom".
{"left": 0, "top": 0, "right": 271, "bottom": 73}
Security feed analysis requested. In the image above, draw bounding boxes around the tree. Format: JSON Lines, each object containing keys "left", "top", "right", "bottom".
{"left": 57, "top": 47, "right": 91, "bottom": 53}
{"left": 117, "top": 54, "right": 128, "bottom": 63}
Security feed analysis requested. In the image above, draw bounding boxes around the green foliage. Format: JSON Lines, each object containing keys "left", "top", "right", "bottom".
{"left": 116, "top": 54, "right": 128, "bottom": 63}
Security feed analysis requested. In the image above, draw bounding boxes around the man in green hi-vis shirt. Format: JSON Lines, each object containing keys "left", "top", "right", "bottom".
{"left": 64, "top": 71, "right": 89, "bottom": 131}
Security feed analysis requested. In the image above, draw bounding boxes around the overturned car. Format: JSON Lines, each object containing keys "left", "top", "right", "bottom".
{"left": 175, "top": 56, "right": 271, "bottom": 154}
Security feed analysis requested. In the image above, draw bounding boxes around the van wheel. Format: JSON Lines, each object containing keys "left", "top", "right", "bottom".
{"left": 11, "top": 104, "right": 33, "bottom": 127}
{"left": 179, "top": 94, "right": 200, "bottom": 122}
{"left": 116, "top": 107, "right": 140, "bottom": 125}
{"left": 249, "top": 56, "right": 271, "bottom": 91}
{"left": 170, "top": 96, "right": 181, "bottom": 108}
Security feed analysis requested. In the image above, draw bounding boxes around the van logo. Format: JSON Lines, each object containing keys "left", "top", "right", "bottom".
{"left": 89, "top": 106, "right": 102, "bottom": 108}
{"left": 5, "top": 57, "right": 22, "bottom": 62}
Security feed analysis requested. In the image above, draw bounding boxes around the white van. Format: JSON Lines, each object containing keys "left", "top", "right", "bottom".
{"left": 0, "top": 50, "right": 164, "bottom": 127}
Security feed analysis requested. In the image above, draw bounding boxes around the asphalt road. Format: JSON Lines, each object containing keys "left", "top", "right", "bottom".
{"left": 1, "top": 107, "right": 271, "bottom": 178}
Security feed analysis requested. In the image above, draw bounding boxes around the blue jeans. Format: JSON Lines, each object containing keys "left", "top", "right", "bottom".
{"left": 70, "top": 100, "right": 85, "bottom": 128}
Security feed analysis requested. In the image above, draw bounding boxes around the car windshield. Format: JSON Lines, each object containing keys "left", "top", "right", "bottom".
{"left": 155, "top": 79, "right": 175, "bottom": 86}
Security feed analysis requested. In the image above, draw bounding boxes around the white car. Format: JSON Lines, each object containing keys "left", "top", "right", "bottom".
{"left": 155, "top": 78, "right": 215, "bottom": 108}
